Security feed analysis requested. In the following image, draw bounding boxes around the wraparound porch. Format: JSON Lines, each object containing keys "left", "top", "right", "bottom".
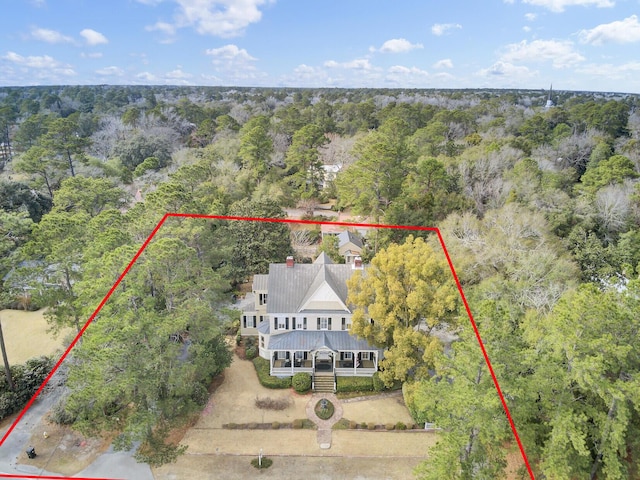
{"left": 269, "top": 349, "right": 378, "bottom": 377}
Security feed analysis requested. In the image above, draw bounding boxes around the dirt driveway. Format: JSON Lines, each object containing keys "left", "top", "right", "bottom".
{"left": 152, "top": 354, "right": 436, "bottom": 480}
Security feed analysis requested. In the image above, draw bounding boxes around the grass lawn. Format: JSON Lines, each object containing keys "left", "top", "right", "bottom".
{"left": 0, "top": 309, "right": 72, "bottom": 365}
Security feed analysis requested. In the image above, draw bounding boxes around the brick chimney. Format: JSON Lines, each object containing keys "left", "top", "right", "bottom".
{"left": 353, "top": 256, "right": 363, "bottom": 269}
{"left": 286, "top": 256, "right": 295, "bottom": 268}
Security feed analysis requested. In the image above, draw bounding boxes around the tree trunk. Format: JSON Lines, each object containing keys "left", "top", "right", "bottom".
{"left": 589, "top": 398, "right": 617, "bottom": 480}
{"left": 66, "top": 149, "right": 75, "bottom": 177}
{"left": 0, "top": 318, "right": 15, "bottom": 391}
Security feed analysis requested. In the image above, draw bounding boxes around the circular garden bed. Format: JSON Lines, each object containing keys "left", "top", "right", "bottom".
{"left": 315, "top": 398, "right": 335, "bottom": 420}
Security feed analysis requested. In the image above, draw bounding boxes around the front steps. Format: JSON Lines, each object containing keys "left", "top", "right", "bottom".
{"left": 313, "top": 373, "right": 334, "bottom": 393}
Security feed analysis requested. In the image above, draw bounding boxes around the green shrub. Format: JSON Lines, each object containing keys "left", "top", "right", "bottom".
{"left": 359, "top": 422, "right": 367, "bottom": 429}
{"left": 227, "top": 423, "right": 237, "bottom": 429}
{"left": 247, "top": 422, "right": 258, "bottom": 429}
{"left": 372, "top": 372, "right": 385, "bottom": 392}
{"left": 332, "top": 419, "right": 351, "bottom": 430}
{"left": 251, "top": 457, "right": 273, "bottom": 469}
{"left": 49, "top": 397, "right": 76, "bottom": 425}
{"left": 396, "top": 422, "right": 407, "bottom": 430}
{"left": 271, "top": 421, "right": 280, "bottom": 429}
{"left": 292, "top": 419, "right": 303, "bottom": 429}
{"left": 367, "top": 422, "right": 376, "bottom": 430}
{"left": 292, "top": 372, "right": 311, "bottom": 393}
{"left": 191, "top": 383, "right": 209, "bottom": 406}
{"left": 336, "top": 376, "right": 373, "bottom": 393}
{"left": 133, "top": 156, "right": 160, "bottom": 177}
{"left": 252, "top": 357, "right": 291, "bottom": 389}
{"left": 245, "top": 346, "right": 257, "bottom": 360}
{"left": 349, "top": 420, "right": 358, "bottom": 429}
{"left": 0, "top": 356, "right": 54, "bottom": 420}
{"left": 245, "top": 337, "right": 256, "bottom": 348}
{"left": 385, "top": 423, "right": 395, "bottom": 430}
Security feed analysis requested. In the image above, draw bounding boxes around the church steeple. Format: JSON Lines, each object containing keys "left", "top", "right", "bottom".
{"left": 545, "top": 84, "right": 554, "bottom": 108}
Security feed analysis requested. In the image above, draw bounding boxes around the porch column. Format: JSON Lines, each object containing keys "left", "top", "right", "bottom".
{"left": 271, "top": 352, "right": 275, "bottom": 375}
{"left": 354, "top": 351, "right": 358, "bottom": 375}
{"left": 374, "top": 352, "right": 378, "bottom": 370}
{"left": 290, "top": 350, "right": 294, "bottom": 375}
{"left": 312, "top": 352, "right": 316, "bottom": 371}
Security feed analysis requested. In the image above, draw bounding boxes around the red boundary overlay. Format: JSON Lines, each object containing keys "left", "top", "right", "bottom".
{"left": 0, "top": 214, "right": 535, "bottom": 480}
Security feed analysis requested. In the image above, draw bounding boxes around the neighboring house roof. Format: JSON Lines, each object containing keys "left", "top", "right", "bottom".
{"left": 268, "top": 330, "right": 378, "bottom": 352}
{"left": 253, "top": 274, "right": 269, "bottom": 291}
{"left": 266, "top": 262, "right": 362, "bottom": 314}
{"left": 337, "top": 230, "right": 363, "bottom": 250}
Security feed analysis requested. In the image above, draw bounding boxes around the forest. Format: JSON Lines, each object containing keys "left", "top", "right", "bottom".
{"left": 1, "top": 84, "right": 640, "bottom": 478}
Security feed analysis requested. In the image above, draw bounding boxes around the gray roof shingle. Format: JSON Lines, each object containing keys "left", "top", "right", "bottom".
{"left": 267, "top": 330, "right": 379, "bottom": 352}
{"left": 266, "top": 262, "right": 361, "bottom": 314}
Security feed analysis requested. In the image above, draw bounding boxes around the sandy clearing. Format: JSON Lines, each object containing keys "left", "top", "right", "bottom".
{"left": 0, "top": 309, "right": 72, "bottom": 365}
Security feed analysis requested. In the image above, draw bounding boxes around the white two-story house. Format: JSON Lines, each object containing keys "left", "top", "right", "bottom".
{"left": 241, "top": 253, "right": 382, "bottom": 378}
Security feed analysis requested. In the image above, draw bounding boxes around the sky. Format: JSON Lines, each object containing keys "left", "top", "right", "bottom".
{"left": 2, "top": 0, "right": 640, "bottom": 93}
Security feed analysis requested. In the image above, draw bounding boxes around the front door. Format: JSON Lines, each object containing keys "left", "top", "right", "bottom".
{"left": 315, "top": 351, "right": 334, "bottom": 372}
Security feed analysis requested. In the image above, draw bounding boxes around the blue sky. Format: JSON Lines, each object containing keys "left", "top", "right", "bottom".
{"left": 2, "top": 0, "right": 640, "bottom": 93}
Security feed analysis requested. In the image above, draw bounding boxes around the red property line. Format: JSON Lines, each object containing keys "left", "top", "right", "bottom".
{"left": 0, "top": 214, "right": 534, "bottom": 480}
{"left": 435, "top": 229, "right": 535, "bottom": 479}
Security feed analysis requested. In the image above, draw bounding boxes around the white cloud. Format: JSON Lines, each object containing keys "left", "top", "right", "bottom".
{"left": 500, "top": 39, "right": 584, "bottom": 68}
{"left": 385, "top": 66, "right": 432, "bottom": 88}
{"left": 30, "top": 27, "right": 73, "bottom": 44}
{"left": 576, "top": 61, "right": 640, "bottom": 78}
{"left": 146, "top": 21, "right": 178, "bottom": 36}
{"left": 324, "top": 58, "right": 373, "bottom": 70}
{"left": 136, "top": 71, "right": 159, "bottom": 82}
{"left": 431, "top": 23, "right": 462, "bottom": 36}
{"left": 80, "top": 29, "right": 109, "bottom": 45}
{"left": 165, "top": 68, "right": 193, "bottom": 79}
{"left": 521, "top": 0, "right": 614, "bottom": 12}
{"left": 205, "top": 44, "right": 256, "bottom": 63}
{"left": 433, "top": 58, "right": 453, "bottom": 69}
{"left": 141, "top": 0, "right": 270, "bottom": 38}
{"left": 525, "top": 13, "right": 537, "bottom": 21}
{"left": 4, "top": 51, "right": 63, "bottom": 69}
{"left": 96, "top": 66, "right": 124, "bottom": 76}
{"left": 81, "top": 52, "right": 104, "bottom": 59}
{"left": 1, "top": 51, "right": 77, "bottom": 82}
{"left": 579, "top": 15, "right": 640, "bottom": 45}
{"left": 374, "top": 38, "right": 423, "bottom": 53}
{"left": 280, "top": 64, "right": 330, "bottom": 87}
{"left": 477, "top": 61, "right": 533, "bottom": 77}
{"left": 523, "top": 26, "right": 532, "bottom": 32}
{"left": 388, "top": 65, "right": 428, "bottom": 75}
{"left": 205, "top": 44, "right": 265, "bottom": 83}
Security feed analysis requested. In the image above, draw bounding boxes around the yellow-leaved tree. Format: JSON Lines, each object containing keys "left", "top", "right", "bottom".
{"left": 347, "top": 235, "right": 460, "bottom": 385}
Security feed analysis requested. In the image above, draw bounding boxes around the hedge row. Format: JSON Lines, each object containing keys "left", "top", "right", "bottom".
{"left": 336, "top": 376, "right": 373, "bottom": 393}
{"left": 0, "top": 356, "right": 54, "bottom": 420}
{"left": 252, "top": 357, "right": 291, "bottom": 389}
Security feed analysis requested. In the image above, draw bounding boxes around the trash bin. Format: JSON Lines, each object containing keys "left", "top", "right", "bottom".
{"left": 26, "top": 447, "right": 36, "bottom": 459}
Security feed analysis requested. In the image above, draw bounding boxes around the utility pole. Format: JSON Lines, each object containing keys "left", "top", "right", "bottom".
{"left": 0, "top": 316, "right": 14, "bottom": 391}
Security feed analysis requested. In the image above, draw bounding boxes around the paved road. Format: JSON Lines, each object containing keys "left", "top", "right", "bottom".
{"left": 0, "top": 368, "right": 154, "bottom": 480}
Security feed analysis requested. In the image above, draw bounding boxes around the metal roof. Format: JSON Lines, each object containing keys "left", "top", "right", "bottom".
{"left": 267, "top": 330, "right": 379, "bottom": 352}
{"left": 257, "top": 321, "right": 270, "bottom": 334}
{"left": 253, "top": 274, "right": 269, "bottom": 291}
{"left": 266, "top": 262, "right": 362, "bottom": 314}
{"left": 337, "top": 230, "right": 363, "bottom": 249}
